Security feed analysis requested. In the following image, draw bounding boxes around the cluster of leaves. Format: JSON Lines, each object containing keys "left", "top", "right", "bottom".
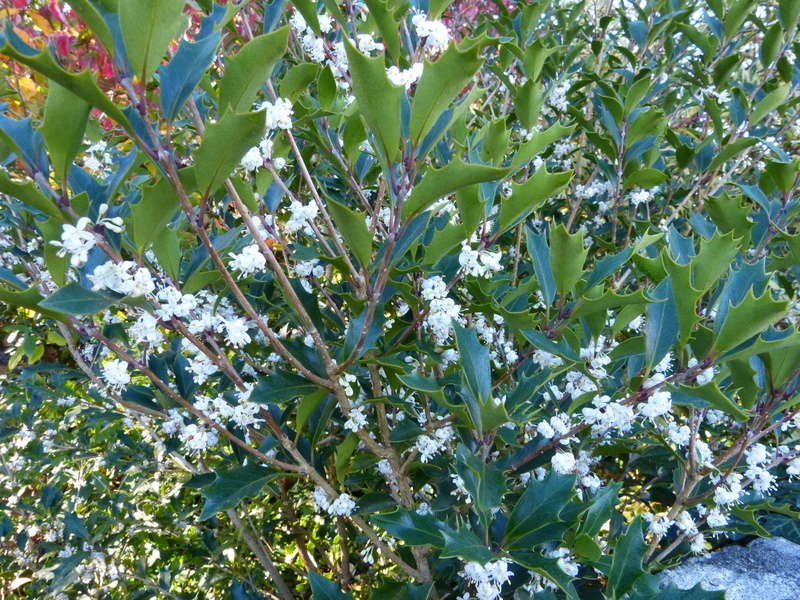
{"left": 0, "top": 0, "right": 800, "bottom": 599}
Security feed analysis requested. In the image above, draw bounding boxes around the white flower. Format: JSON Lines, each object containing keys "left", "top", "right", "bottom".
{"left": 327, "top": 493, "right": 357, "bottom": 516}
{"left": 102, "top": 359, "right": 130, "bottom": 388}
{"left": 551, "top": 452, "right": 576, "bottom": 474}
{"left": 344, "top": 403, "right": 368, "bottom": 432}
{"left": 260, "top": 98, "right": 294, "bottom": 130}
{"left": 223, "top": 318, "right": 251, "bottom": 347}
{"left": 240, "top": 146, "right": 263, "bottom": 171}
{"left": 51, "top": 218, "right": 96, "bottom": 267}
{"left": 289, "top": 10, "right": 307, "bottom": 33}
{"left": 129, "top": 313, "right": 163, "bottom": 345}
{"left": 387, "top": 63, "right": 423, "bottom": 88}
{"left": 286, "top": 200, "right": 319, "bottom": 235}
{"left": 181, "top": 424, "right": 218, "bottom": 452}
{"left": 411, "top": 13, "right": 450, "bottom": 52}
{"left": 229, "top": 244, "right": 266, "bottom": 276}
{"left": 640, "top": 389, "right": 672, "bottom": 419}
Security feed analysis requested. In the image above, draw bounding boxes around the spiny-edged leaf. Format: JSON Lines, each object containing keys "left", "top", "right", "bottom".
{"left": 119, "top": 0, "right": 186, "bottom": 81}
{"left": 159, "top": 31, "right": 221, "bottom": 121}
{"left": 402, "top": 158, "right": 510, "bottom": 220}
{"left": 719, "top": 327, "right": 800, "bottom": 363}
{"left": 309, "top": 571, "right": 354, "bottom": 600}
{"left": 510, "top": 551, "right": 579, "bottom": 599}
{"left": 751, "top": 82, "right": 791, "bottom": 125}
{"left": 527, "top": 226, "right": 556, "bottom": 304}
{"left": 580, "top": 482, "right": 621, "bottom": 536}
{"left": 344, "top": 39, "right": 403, "bottom": 163}
{"left": 439, "top": 527, "right": 495, "bottom": 563}
{"left": 456, "top": 445, "right": 507, "bottom": 513}
{"left": 40, "top": 82, "right": 89, "bottom": 183}
{"left": 645, "top": 277, "right": 678, "bottom": 367}
{"left": 218, "top": 26, "right": 289, "bottom": 115}
{"left": 194, "top": 109, "right": 265, "bottom": 196}
{"left": 251, "top": 371, "right": 322, "bottom": 404}
{"left": 713, "top": 290, "right": 788, "bottom": 355}
{"left": 583, "top": 247, "right": 634, "bottom": 290}
{"left": 38, "top": 283, "right": 118, "bottom": 315}
{"left": 0, "top": 169, "right": 61, "bottom": 219}
{"left": 505, "top": 471, "right": 575, "bottom": 542}
{"left": 129, "top": 177, "right": 180, "bottom": 254}
{"left": 693, "top": 229, "right": 740, "bottom": 291}
{"left": 410, "top": 37, "right": 485, "bottom": 146}
{"left": 371, "top": 509, "right": 444, "bottom": 547}
{"left": 549, "top": 224, "right": 588, "bottom": 297}
{"left": 626, "top": 108, "right": 665, "bottom": 147}
{"left": 364, "top": 0, "right": 402, "bottom": 59}
{"left": 662, "top": 255, "right": 702, "bottom": 346}
{"left": 326, "top": 198, "right": 372, "bottom": 267}
{"left": 608, "top": 516, "right": 648, "bottom": 599}
{"left": 512, "top": 122, "right": 575, "bottom": 168}
{"left": 707, "top": 137, "right": 759, "bottom": 171}
{"left": 453, "top": 324, "right": 491, "bottom": 404}
{"left": 672, "top": 381, "right": 750, "bottom": 420}
{"left": 200, "top": 463, "right": 280, "bottom": 520}
{"left": 498, "top": 167, "right": 572, "bottom": 234}
{"left": 0, "top": 24, "right": 130, "bottom": 131}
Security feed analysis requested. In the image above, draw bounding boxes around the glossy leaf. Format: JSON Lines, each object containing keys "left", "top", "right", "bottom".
{"left": 498, "top": 166, "right": 572, "bottom": 234}
{"left": 40, "top": 82, "right": 90, "bottom": 183}
{"left": 38, "top": 283, "right": 118, "bottom": 315}
{"left": 119, "top": 0, "right": 186, "bottom": 81}
{"left": 327, "top": 198, "right": 372, "bottom": 268}
{"left": 159, "top": 31, "right": 221, "bottom": 122}
{"left": 200, "top": 464, "right": 280, "bottom": 520}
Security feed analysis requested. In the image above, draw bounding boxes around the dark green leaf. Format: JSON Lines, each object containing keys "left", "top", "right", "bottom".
{"left": 39, "top": 283, "right": 117, "bottom": 315}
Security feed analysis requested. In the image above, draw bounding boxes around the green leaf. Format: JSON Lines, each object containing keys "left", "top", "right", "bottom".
{"left": 194, "top": 109, "right": 265, "bottom": 196}
{"left": 625, "top": 108, "right": 665, "bottom": 147}
{"left": 371, "top": 510, "right": 444, "bottom": 547}
{"left": 512, "top": 122, "right": 575, "bottom": 168}
{"left": 456, "top": 446, "right": 507, "bottom": 514}
{"left": 129, "top": 177, "right": 180, "bottom": 254}
{"left": 510, "top": 551, "right": 579, "bottom": 599}
{"left": 151, "top": 226, "right": 180, "bottom": 281}
{"left": 410, "top": 37, "right": 485, "bottom": 146}
{"left": 364, "top": 0, "right": 402, "bottom": 59}
{"left": 119, "top": 0, "right": 186, "bottom": 82}
{"left": 335, "top": 433, "right": 358, "bottom": 484}
{"left": 761, "top": 22, "right": 783, "bottom": 67}
{"left": 645, "top": 277, "right": 678, "bottom": 367}
{"left": 624, "top": 76, "right": 651, "bottom": 114}
{"left": 527, "top": 226, "right": 556, "bottom": 304}
{"left": 218, "top": 27, "right": 289, "bottom": 115}
{"left": 200, "top": 464, "right": 279, "bottom": 520}
{"left": 498, "top": 167, "right": 572, "bottom": 234}
{"left": 439, "top": 527, "right": 495, "bottom": 563}
{"left": 40, "top": 82, "right": 89, "bottom": 183}
{"left": 751, "top": 82, "right": 790, "bottom": 125}
{"left": 0, "top": 285, "right": 63, "bottom": 320}
{"left": 401, "top": 158, "right": 510, "bottom": 221}
{"left": 707, "top": 137, "right": 759, "bottom": 171}
{"left": 39, "top": 215, "right": 69, "bottom": 287}
{"left": 505, "top": 471, "right": 575, "bottom": 543}
{"left": 68, "top": 0, "right": 115, "bottom": 53}
{"left": 724, "top": 0, "right": 755, "bottom": 39}
{"left": 549, "top": 224, "right": 588, "bottom": 297}
{"left": 38, "top": 283, "right": 117, "bottom": 315}
{"left": 693, "top": 229, "right": 740, "bottom": 291}
{"left": 252, "top": 371, "right": 322, "bottom": 404}
{"left": 713, "top": 290, "right": 788, "bottom": 355}
{"left": 327, "top": 198, "right": 372, "bottom": 267}
{"left": 343, "top": 39, "right": 403, "bottom": 163}
{"left": 672, "top": 381, "right": 750, "bottom": 420}
{"left": 623, "top": 168, "right": 667, "bottom": 189}
{"left": 580, "top": 482, "right": 621, "bottom": 536}
{"left": 0, "top": 169, "right": 61, "bottom": 219}
{"left": 0, "top": 24, "right": 130, "bottom": 132}
{"left": 159, "top": 31, "right": 221, "bottom": 122}
{"left": 607, "top": 516, "right": 647, "bottom": 599}
{"left": 309, "top": 572, "right": 354, "bottom": 600}
{"left": 454, "top": 324, "right": 491, "bottom": 404}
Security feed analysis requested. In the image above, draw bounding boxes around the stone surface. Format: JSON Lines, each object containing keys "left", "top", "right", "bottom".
{"left": 661, "top": 536, "right": 800, "bottom": 600}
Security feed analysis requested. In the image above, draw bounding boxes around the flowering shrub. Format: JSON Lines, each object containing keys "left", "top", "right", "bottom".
{"left": 1, "top": 0, "right": 800, "bottom": 598}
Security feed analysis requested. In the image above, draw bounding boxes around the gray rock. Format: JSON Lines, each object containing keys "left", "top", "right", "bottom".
{"left": 661, "top": 537, "right": 800, "bottom": 600}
